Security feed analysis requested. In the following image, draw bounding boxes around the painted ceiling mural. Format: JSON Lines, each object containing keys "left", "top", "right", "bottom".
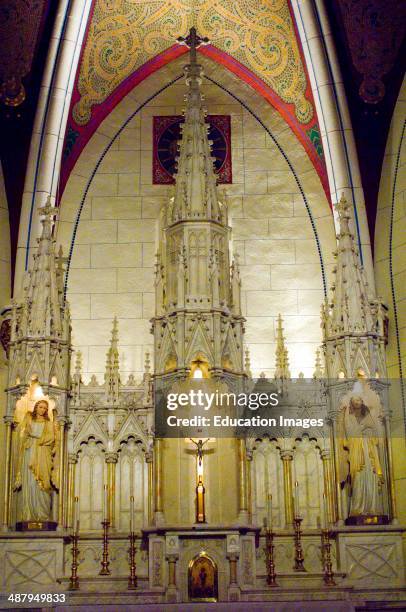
{"left": 61, "top": 0, "right": 328, "bottom": 198}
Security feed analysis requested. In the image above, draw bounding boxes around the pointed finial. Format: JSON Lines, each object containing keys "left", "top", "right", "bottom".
{"left": 274, "top": 314, "right": 290, "bottom": 379}
{"left": 313, "top": 348, "right": 324, "bottom": 379}
{"left": 74, "top": 350, "right": 82, "bottom": 376}
{"left": 334, "top": 193, "right": 352, "bottom": 235}
{"left": 111, "top": 315, "right": 118, "bottom": 345}
{"left": 169, "top": 27, "right": 220, "bottom": 223}
{"left": 38, "top": 195, "right": 58, "bottom": 222}
{"left": 73, "top": 350, "right": 82, "bottom": 400}
{"left": 144, "top": 350, "right": 151, "bottom": 374}
{"left": 244, "top": 346, "right": 252, "bottom": 377}
{"left": 105, "top": 317, "right": 120, "bottom": 401}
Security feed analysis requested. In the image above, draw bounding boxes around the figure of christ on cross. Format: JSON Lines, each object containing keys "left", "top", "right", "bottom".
{"left": 189, "top": 438, "right": 211, "bottom": 471}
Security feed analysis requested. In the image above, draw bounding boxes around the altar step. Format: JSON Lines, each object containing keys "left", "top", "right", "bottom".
{"left": 55, "top": 603, "right": 356, "bottom": 612}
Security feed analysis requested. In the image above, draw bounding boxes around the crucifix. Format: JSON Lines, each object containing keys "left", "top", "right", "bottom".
{"left": 177, "top": 27, "right": 209, "bottom": 63}
{"left": 189, "top": 438, "right": 211, "bottom": 472}
{"left": 187, "top": 438, "right": 212, "bottom": 523}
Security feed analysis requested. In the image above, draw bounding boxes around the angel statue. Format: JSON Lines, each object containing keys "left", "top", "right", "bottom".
{"left": 338, "top": 390, "right": 384, "bottom": 519}
{"left": 13, "top": 399, "right": 60, "bottom": 525}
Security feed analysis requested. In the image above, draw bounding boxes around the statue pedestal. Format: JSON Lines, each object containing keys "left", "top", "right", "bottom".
{"left": 0, "top": 532, "right": 65, "bottom": 592}
{"left": 336, "top": 526, "right": 404, "bottom": 587}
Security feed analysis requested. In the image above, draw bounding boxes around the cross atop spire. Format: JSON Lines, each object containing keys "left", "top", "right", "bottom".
{"left": 178, "top": 27, "right": 209, "bottom": 64}
{"left": 37, "top": 195, "right": 58, "bottom": 244}
{"left": 38, "top": 194, "right": 58, "bottom": 223}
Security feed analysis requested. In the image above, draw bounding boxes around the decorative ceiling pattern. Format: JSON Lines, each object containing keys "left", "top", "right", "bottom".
{"left": 73, "top": 0, "right": 312, "bottom": 126}
{"left": 61, "top": 0, "right": 328, "bottom": 199}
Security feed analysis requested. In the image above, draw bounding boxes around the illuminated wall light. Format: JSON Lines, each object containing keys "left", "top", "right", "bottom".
{"left": 193, "top": 366, "right": 203, "bottom": 379}
{"left": 33, "top": 381, "right": 44, "bottom": 400}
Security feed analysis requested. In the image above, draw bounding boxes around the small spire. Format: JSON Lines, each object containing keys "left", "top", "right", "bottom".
{"left": 74, "top": 350, "right": 82, "bottom": 380}
{"left": 56, "top": 244, "right": 67, "bottom": 294}
{"left": 143, "top": 350, "right": 153, "bottom": 405}
{"left": 105, "top": 317, "right": 120, "bottom": 402}
{"left": 231, "top": 254, "right": 241, "bottom": 315}
{"left": 72, "top": 350, "right": 82, "bottom": 401}
{"left": 144, "top": 350, "right": 151, "bottom": 375}
{"left": 274, "top": 314, "right": 290, "bottom": 379}
{"left": 313, "top": 348, "right": 324, "bottom": 379}
{"left": 244, "top": 346, "right": 252, "bottom": 377}
{"left": 325, "top": 195, "right": 373, "bottom": 335}
{"left": 22, "top": 199, "right": 66, "bottom": 336}
{"left": 322, "top": 194, "right": 386, "bottom": 377}
{"left": 170, "top": 28, "right": 221, "bottom": 223}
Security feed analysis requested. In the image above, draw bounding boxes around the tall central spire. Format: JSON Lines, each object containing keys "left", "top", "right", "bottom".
{"left": 169, "top": 28, "right": 221, "bottom": 222}
{"left": 152, "top": 29, "right": 246, "bottom": 378}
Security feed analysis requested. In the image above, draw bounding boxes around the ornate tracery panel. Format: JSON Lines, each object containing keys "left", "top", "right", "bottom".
{"left": 252, "top": 439, "right": 284, "bottom": 528}
{"left": 293, "top": 437, "right": 324, "bottom": 528}
{"left": 116, "top": 437, "right": 148, "bottom": 531}
{"left": 76, "top": 437, "right": 106, "bottom": 531}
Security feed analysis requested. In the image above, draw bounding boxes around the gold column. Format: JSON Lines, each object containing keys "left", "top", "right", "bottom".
{"left": 57, "top": 420, "right": 66, "bottom": 529}
{"left": 384, "top": 419, "right": 397, "bottom": 522}
{"left": 228, "top": 554, "right": 238, "bottom": 585}
{"left": 146, "top": 451, "right": 153, "bottom": 525}
{"left": 321, "top": 450, "right": 335, "bottom": 524}
{"left": 67, "top": 453, "right": 78, "bottom": 529}
{"left": 2, "top": 418, "right": 13, "bottom": 531}
{"left": 237, "top": 439, "right": 248, "bottom": 521}
{"left": 330, "top": 422, "right": 344, "bottom": 523}
{"left": 154, "top": 438, "right": 164, "bottom": 523}
{"left": 281, "top": 450, "right": 294, "bottom": 526}
{"left": 246, "top": 450, "right": 253, "bottom": 523}
{"left": 106, "top": 452, "right": 118, "bottom": 528}
{"left": 167, "top": 555, "right": 177, "bottom": 587}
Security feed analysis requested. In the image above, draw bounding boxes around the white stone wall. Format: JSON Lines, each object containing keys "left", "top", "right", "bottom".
{"left": 375, "top": 78, "right": 406, "bottom": 381}
{"left": 58, "top": 56, "right": 335, "bottom": 382}
{"left": 374, "top": 77, "right": 406, "bottom": 524}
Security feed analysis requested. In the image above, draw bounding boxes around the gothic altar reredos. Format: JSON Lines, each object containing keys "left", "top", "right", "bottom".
{"left": 0, "top": 33, "right": 404, "bottom": 607}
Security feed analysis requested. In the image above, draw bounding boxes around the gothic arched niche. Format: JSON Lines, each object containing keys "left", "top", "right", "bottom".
{"left": 293, "top": 436, "right": 324, "bottom": 528}
{"left": 252, "top": 438, "right": 285, "bottom": 528}
{"left": 188, "top": 552, "right": 218, "bottom": 602}
{"left": 116, "top": 436, "right": 148, "bottom": 531}
{"left": 76, "top": 436, "right": 106, "bottom": 530}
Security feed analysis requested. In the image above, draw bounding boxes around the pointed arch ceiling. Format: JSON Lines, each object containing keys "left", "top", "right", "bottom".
{"left": 60, "top": 0, "right": 329, "bottom": 199}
